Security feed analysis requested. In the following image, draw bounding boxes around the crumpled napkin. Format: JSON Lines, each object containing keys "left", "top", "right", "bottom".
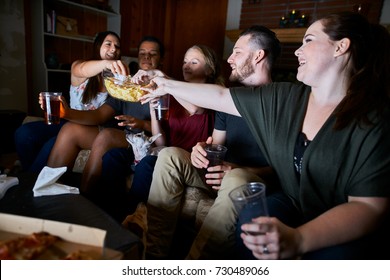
{"left": 33, "top": 166, "right": 79, "bottom": 197}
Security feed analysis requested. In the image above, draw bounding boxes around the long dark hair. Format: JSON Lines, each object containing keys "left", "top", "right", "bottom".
{"left": 322, "top": 12, "right": 390, "bottom": 129}
{"left": 82, "top": 31, "right": 121, "bottom": 104}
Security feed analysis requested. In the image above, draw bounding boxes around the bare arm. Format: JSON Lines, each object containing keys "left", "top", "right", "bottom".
{"left": 140, "top": 77, "right": 240, "bottom": 117}
{"left": 133, "top": 70, "right": 208, "bottom": 115}
{"left": 149, "top": 98, "right": 167, "bottom": 146}
{"left": 296, "top": 196, "right": 389, "bottom": 254}
{"left": 61, "top": 101, "right": 116, "bottom": 125}
{"left": 71, "top": 59, "right": 128, "bottom": 86}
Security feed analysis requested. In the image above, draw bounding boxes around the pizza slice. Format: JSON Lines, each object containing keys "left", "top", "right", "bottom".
{"left": 0, "top": 232, "right": 59, "bottom": 260}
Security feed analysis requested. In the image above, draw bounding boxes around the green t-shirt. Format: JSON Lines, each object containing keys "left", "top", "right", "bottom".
{"left": 230, "top": 82, "right": 390, "bottom": 221}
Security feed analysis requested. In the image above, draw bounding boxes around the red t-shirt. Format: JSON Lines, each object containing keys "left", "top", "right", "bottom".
{"left": 163, "top": 96, "right": 214, "bottom": 152}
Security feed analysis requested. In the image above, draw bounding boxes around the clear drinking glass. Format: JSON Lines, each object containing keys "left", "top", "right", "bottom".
{"left": 229, "top": 182, "right": 269, "bottom": 234}
{"left": 155, "top": 95, "right": 170, "bottom": 120}
{"left": 41, "top": 92, "right": 62, "bottom": 125}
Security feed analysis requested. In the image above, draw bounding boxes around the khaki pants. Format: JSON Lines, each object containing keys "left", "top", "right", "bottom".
{"left": 187, "top": 168, "right": 263, "bottom": 259}
{"left": 146, "top": 146, "right": 263, "bottom": 259}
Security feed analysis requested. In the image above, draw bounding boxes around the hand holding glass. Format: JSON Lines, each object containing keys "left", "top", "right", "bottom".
{"left": 155, "top": 95, "right": 170, "bottom": 120}
{"left": 205, "top": 144, "right": 227, "bottom": 167}
{"left": 41, "top": 92, "right": 62, "bottom": 125}
{"left": 203, "top": 144, "right": 227, "bottom": 186}
{"left": 229, "top": 182, "right": 269, "bottom": 235}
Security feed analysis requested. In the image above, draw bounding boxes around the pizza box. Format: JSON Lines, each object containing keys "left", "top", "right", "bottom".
{"left": 0, "top": 213, "right": 123, "bottom": 259}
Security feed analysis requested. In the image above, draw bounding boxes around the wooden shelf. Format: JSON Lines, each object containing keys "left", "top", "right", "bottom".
{"left": 226, "top": 28, "right": 306, "bottom": 44}
{"left": 29, "top": 0, "right": 120, "bottom": 116}
{"left": 47, "top": 69, "right": 71, "bottom": 73}
{"left": 44, "top": 32, "right": 94, "bottom": 43}
{"left": 57, "top": 0, "right": 118, "bottom": 16}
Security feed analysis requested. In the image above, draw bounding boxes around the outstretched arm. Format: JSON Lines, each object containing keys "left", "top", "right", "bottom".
{"left": 139, "top": 76, "right": 241, "bottom": 117}
{"left": 133, "top": 69, "right": 225, "bottom": 115}
{"left": 71, "top": 59, "right": 128, "bottom": 86}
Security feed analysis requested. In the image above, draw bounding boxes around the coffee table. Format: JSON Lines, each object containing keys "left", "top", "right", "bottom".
{"left": 0, "top": 172, "right": 142, "bottom": 259}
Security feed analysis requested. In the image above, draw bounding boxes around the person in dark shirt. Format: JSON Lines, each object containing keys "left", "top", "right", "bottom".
{"left": 139, "top": 26, "right": 281, "bottom": 259}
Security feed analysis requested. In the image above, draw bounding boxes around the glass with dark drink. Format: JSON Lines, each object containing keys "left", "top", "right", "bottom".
{"left": 229, "top": 182, "right": 269, "bottom": 235}
{"left": 42, "top": 92, "right": 62, "bottom": 125}
{"left": 202, "top": 144, "right": 228, "bottom": 187}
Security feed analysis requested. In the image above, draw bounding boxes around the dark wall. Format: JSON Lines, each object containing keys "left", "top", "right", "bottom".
{"left": 120, "top": 0, "right": 228, "bottom": 80}
{"left": 239, "top": 0, "right": 385, "bottom": 73}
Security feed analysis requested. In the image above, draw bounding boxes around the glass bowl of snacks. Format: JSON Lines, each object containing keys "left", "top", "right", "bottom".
{"left": 103, "top": 70, "right": 146, "bottom": 102}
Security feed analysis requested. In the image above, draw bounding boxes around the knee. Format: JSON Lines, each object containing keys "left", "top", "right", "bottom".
{"left": 57, "top": 122, "right": 80, "bottom": 140}
{"left": 224, "top": 168, "right": 264, "bottom": 183}
{"left": 220, "top": 168, "right": 264, "bottom": 193}
{"left": 92, "top": 129, "right": 126, "bottom": 151}
{"left": 95, "top": 127, "right": 113, "bottom": 138}
{"left": 158, "top": 147, "right": 187, "bottom": 162}
{"left": 137, "top": 155, "right": 157, "bottom": 169}
{"left": 102, "top": 148, "right": 132, "bottom": 170}
{"left": 14, "top": 123, "right": 36, "bottom": 143}
{"left": 158, "top": 147, "right": 175, "bottom": 158}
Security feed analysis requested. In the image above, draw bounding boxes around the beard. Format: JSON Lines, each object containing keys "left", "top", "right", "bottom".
{"left": 229, "top": 55, "right": 254, "bottom": 83}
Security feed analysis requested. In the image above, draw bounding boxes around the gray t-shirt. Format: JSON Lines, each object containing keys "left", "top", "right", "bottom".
{"left": 103, "top": 96, "right": 151, "bottom": 132}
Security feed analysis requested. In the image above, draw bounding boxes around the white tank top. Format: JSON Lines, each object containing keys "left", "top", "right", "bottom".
{"left": 69, "top": 79, "right": 107, "bottom": 110}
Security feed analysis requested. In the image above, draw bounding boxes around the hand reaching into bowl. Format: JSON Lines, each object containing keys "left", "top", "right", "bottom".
{"left": 103, "top": 65, "right": 147, "bottom": 102}
{"left": 131, "top": 69, "right": 167, "bottom": 85}
{"left": 105, "top": 60, "right": 128, "bottom": 76}
{"left": 138, "top": 76, "right": 170, "bottom": 104}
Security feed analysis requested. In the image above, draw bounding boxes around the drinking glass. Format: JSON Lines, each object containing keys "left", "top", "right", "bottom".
{"left": 41, "top": 92, "right": 62, "bottom": 125}
{"left": 202, "top": 144, "right": 227, "bottom": 186}
{"left": 229, "top": 182, "right": 268, "bottom": 231}
{"left": 155, "top": 95, "right": 170, "bottom": 120}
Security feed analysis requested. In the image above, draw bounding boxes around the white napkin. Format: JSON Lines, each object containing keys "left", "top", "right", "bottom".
{"left": 33, "top": 166, "right": 80, "bottom": 197}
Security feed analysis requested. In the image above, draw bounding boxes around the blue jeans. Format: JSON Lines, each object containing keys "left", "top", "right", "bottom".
{"left": 101, "top": 150, "right": 157, "bottom": 217}
{"left": 129, "top": 155, "right": 158, "bottom": 212}
{"left": 100, "top": 147, "right": 138, "bottom": 221}
{"left": 235, "top": 192, "right": 389, "bottom": 260}
{"left": 14, "top": 119, "right": 66, "bottom": 173}
{"left": 101, "top": 147, "right": 134, "bottom": 187}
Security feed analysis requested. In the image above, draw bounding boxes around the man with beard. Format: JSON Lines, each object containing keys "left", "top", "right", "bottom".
{"left": 145, "top": 26, "right": 281, "bottom": 259}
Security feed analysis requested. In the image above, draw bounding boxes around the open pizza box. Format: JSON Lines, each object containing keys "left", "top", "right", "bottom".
{"left": 0, "top": 213, "right": 123, "bottom": 259}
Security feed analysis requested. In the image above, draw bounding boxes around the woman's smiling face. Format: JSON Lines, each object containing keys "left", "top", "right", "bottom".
{"left": 100, "top": 34, "right": 121, "bottom": 60}
{"left": 295, "top": 20, "right": 337, "bottom": 86}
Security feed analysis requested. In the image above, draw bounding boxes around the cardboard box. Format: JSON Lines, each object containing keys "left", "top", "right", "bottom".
{"left": 56, "top": 16, "right": 78, "bottom": 36}
{"left": 0, "top": 213, "right": 122, "bottom": 259}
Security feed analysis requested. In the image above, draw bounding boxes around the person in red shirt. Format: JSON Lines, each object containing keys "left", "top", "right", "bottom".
{"left": 101, "top": 45, "right": 223, "bottom": 220}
